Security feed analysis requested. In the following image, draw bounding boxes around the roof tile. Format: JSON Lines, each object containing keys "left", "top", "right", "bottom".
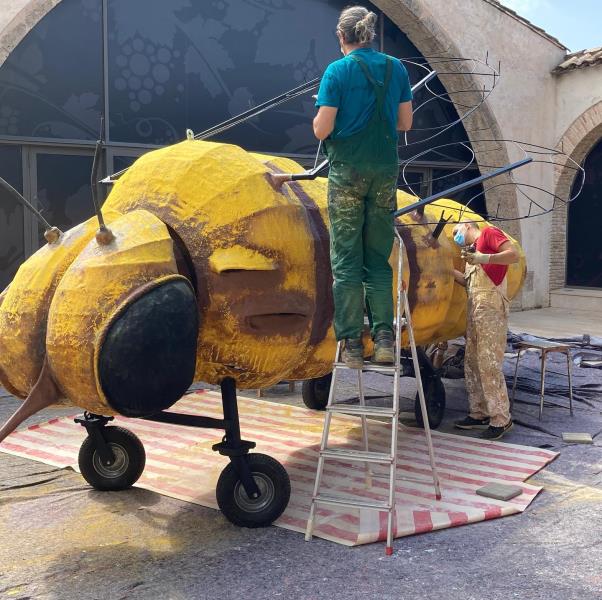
{"left": 554, "top": 47, "right": 602, "bottom": 73}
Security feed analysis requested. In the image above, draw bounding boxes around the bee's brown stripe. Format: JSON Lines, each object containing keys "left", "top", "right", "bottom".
{"left": 396, "top": 222, "right": 419, "bottom": 313}
{"left": 266, "top": 163, "right": 333, "bottom": 345}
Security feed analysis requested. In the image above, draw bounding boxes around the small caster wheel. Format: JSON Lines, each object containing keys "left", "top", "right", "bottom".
{"left": 301, "top": 373, "right": 332, "bottom": 410}
{"left": 415, "top": 374, "right": 446, "bottom": 429}
{"left": 216, "top": 453, "right": 291, "bottom": 528}
{"left": 78, "top": 426, "right": 146, "bottom": 491}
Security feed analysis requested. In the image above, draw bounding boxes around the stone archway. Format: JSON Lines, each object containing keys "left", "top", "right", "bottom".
{"left": 549, "top": 101, "right": 602, "bottom": 291}
{"left": 373, "top": 0, "right": 520, "bottom": 242}
{"left": 0, "top": 0, "right": 61, "bottom": 67}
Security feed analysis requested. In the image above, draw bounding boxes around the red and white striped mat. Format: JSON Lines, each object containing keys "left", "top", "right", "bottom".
{"left": 0, "top": 391, "right": 557, "bottom": 546}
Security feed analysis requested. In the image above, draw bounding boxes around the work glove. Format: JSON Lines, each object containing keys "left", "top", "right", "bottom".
{"left": 461, "top": 249, "right": 491, "bottom": 265}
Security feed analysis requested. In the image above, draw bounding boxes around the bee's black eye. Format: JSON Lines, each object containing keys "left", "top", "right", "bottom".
{"left": 98, "top": 277, "right": 198, "bottom": 417}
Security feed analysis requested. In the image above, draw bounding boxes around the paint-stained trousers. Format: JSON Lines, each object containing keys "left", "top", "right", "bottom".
{"left": 464, "top": 264, "right": 511, "bottom": 427}
{"left": 327, "top": 162, "right": 398, "bottom": 340}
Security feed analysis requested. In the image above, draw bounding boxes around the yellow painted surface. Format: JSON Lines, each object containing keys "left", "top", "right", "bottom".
{"left": 46, "top": 210, "right": 177, "bottom": 413}
{"left": 0, "top": 214, "right": 120, "bottom": 399}
{"left": 209, "top": 246, "right": 276, "bottom": 273}
{"left": 104, "top": 142, "right": 325, "bottom": 389}
{"left": 1, "top": 140, "right": 526, "bottom": 413}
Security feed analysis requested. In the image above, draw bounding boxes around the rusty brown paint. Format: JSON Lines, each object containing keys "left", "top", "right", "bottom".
{"left": 266, "top": 162, "right": 334, "bottom": 346}
{"left": 230, "top": 290, "right": 313, "bottom": 337}
{"left": 396, "top": 222, "right": 421, "bottom": 313}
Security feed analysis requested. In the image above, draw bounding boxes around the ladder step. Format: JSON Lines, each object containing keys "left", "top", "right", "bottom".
{"left": 328, "top": 405, "right": 396, "bottom": 418}
{"left": 333, "top": 362, "right": 398, "bottom": 373}
{"left": 320, "top": 448, "right": 394, "bottom": 463}
{"left": 313, "top": 493, "right": 391, "bottom": 511}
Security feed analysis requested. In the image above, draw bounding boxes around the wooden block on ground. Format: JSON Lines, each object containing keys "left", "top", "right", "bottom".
{"left": 476, "top": 483, "right": 523, "bottom": 502}
{"left": 561, "top": 432, "right": 593, "bottom": 444}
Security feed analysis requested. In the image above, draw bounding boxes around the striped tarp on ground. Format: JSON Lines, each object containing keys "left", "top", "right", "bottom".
{"left": 0, "top": 390, "right": 557, "bottom": 546}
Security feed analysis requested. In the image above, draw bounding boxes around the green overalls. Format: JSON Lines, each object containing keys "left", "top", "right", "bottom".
{"left": 325, "top": 56, "right": 399, "bottom": 341}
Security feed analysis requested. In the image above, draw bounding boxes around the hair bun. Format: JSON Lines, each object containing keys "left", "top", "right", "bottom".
{"left": 338, "top": 7, "right": 377, "bottom": 45}
{"left": 354, "top": 11, "right": 377, "bottom": 44}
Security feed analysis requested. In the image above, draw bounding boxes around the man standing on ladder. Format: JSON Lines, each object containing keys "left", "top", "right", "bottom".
{"left": 452, "top": 221, "right": 520, "bottom": 440}
{"left": 313, "top": 5, "right": 413, "bottom": 369}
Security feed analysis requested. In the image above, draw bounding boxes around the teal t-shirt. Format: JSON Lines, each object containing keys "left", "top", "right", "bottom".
{"left": 316, "top": 47, "right": 412, "bottom": 139}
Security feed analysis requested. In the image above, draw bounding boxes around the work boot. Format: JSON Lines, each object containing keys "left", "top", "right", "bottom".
{"left": 481, "top": 420, "right": 513, "bottom": 440}
{"left": 342, "top": 338, "right": 364, "bottom": 369}
{"left": 372, "top": 329, "right": 395, "bottom": 365}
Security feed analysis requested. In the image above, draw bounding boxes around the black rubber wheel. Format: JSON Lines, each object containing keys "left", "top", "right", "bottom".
{"left": 301, "top": 373, "right": 332, "bottom": 410}
{"left": 414, "top": 374, "right": 446, "bottom": 429}
{"left": 216, "top": 453, "right": 291, "bottom": 528}
{"left": 78, "top": 426, "right": 146, "bottom": 491}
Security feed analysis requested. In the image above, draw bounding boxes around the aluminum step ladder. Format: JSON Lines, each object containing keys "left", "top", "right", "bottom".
{"left": 305, "top": 229, "right": 442, "bottom": 555}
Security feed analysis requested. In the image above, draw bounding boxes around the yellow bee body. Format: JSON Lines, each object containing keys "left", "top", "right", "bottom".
{"left": 0, "top": 140, "right": 525, "bottom": 417}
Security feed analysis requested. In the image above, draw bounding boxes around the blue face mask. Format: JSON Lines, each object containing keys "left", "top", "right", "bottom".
{"left": 453, "top": 230, "right": 465, "bottom": 246}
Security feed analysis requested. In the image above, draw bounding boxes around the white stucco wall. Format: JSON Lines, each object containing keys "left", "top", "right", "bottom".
{"left": 555, "top": 66, "right": 602, "bottom": 144}
{"left": 425, "top": 0, "right": 567, "bottom": 308}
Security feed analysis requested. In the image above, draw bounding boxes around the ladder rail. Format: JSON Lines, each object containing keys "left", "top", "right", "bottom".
{"left": 402, "top": 284, "right": 442, "bottom": 500}
{"left": 305, "top": 353, "right": 340, "bottom": 541}
{"left": 385, "top": 226, "right": 405, "bottom": 552}
{"left": 305, "top": 229, "right": 442, "bottom": 553}
{"left": 357, "top": 369, "right": 373, "bottom": 487}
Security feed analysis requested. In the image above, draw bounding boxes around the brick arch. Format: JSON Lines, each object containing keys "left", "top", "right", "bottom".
{"left": 549, "top": 101, "right": 602, "bottom": 290}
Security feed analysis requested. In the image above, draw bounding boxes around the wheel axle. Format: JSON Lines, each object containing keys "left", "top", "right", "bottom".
{"left": 75, "top": 377, "right": 291, "bottom": 528}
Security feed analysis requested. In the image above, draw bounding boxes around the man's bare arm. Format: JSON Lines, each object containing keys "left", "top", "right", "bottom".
{"left": 463, "top": 241, "right": 520, "bottom": 266}
{"left": 487, "top": 240, "right": 520, "bottom": 265}
{"left": 397, "top": 101, "right": 413, "bottom": 131}
{"left": 313, "top": 106, "right": 338, "bottom": 140}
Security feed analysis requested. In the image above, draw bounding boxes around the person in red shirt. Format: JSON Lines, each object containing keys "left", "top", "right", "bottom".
{"left": 451, "top": 221, "right": 520, "bottom": 440}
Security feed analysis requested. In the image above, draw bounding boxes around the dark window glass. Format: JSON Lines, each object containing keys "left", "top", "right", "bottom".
{"left": 107, "top": 0, "right": 349, "bottom": 151}
{"left": 397, "top": 170, "right": 426, "bottom": 198}
{"left": 0, "top": 145, "right": 24, "bottom": 290}
{"left": 35, "top": 153, "right": 95, "bottom": 244}
{"left": 567, "top": 139, "right": 602, "bottom": 288}
{"left": 112, "top": 153, "right": 149, "bottom": 173}
{"left": 432, "top": 168, "right": 486, "bottom": 217}
{"left": 106, "top": 0, "right": 476, "bottom": 158}
{"left": 382, "top": 19, "right": 475, "bottom": 164}
{"left": 0, "top": 0, "right": 102, "bottom": 140}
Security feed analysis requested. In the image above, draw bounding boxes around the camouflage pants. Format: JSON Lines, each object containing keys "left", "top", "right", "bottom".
{"left": 464, "top": 265, "right": 511, "bottom": 427}
{"left": 327, "top": 162, "right": 398, "bottom": 340}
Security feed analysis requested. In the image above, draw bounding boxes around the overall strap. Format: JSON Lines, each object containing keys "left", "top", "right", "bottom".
{"left": 349, "top": 55, "right": 392, "bottom": 117}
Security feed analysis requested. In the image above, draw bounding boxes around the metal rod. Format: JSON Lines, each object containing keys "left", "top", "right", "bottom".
{"left": 0, "top": 175, "right": 53, "bottom": 231}
{"left": 91, "top": 117, "right": 107, "bottom": 229}
{"left": 196, "top": 77, "right": 321, "bottom": 140}
{"left": 305, "top": 350, "right": 339, "bottom": 542}
{"left": 103, "top": 65, "right": 438, "bottom": 185}
{"left": 401, "top": 256, "right": 442, "bottom": 501}
{"left": 276, "top": 69, "right": 439, "bottom": 189}
{"left": 412, "top": 69, "right": 437, "bottom": 92}
{"left": 357, "top": 369, "right": 373, "bottom": 488}
{"left": 393, "top": 157, "right": 532, "bottom": 217}
{"left": 312, "top": 140, "right": 322, "bottom": 170}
